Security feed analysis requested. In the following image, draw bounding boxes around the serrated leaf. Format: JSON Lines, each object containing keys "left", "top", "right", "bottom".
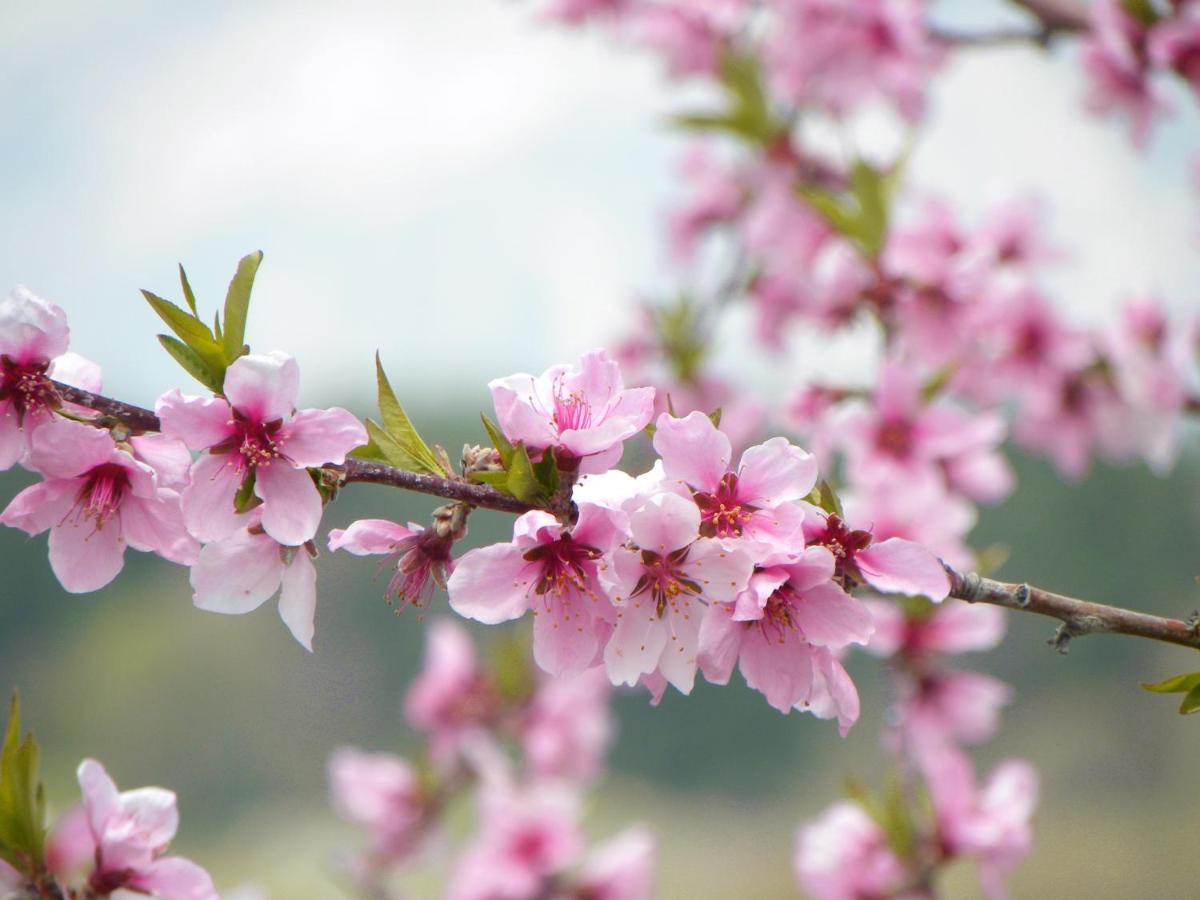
{"left": 142, "top": 291, "right": 220, "bottom": 355}
{"left": 222, "top": 250, "right": 262, "bottom": 362}
{"left": 1180, "top": 684, "right": 1200, "bottom": 714}
{"left": 1141, "top": 671, "right": 1200, "bottom": 694}
{"left": 506, "top": 442, "right": 545, "bottom": 504}
{"left": 178, "top": 264, "right": 198, "bottom": 315}
{"left": 158, "top": 335, "right": 223, "bottom": 393}
{"left": 374, "top": 355, "right": 447, "bottom": 476}
{"left": 349, "top": 436, "right": 389, "bottom": 461}
{"left": 480, "top": 413, "right": 515, "bottom": 469}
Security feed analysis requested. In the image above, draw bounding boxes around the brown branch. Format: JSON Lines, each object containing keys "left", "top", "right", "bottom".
{"left": 1008, "top": 0, "right": 1089, "bottom": 34}
{"left": 932, "top": 0, "right": 1089, "bottom": 49}
{"left": 945, "top": 564, "right": 1200, "bottom": 653}
{"left": 50, "top": 380, "right": 537, "bottom": 517}
{"left": 931, "top": 26, "right": 1054, "bottom": 48}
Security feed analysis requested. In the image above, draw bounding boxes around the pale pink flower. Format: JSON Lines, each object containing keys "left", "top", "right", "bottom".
{"left": 923, "top": 748, "right": 1039, "bottom": 900}
{"left": 698, "top": 547, "right": 871, "bottom": 730}
{"left": 46, "top": 804, "right": 94, "bottom": 880}
{"left": 1081, "top": 0, "right": 1166, "bottom": 147}
{"left": 73, "top": 758, "right": 217, "bottom": 900}
{"left": 0, "top": 419, "right": 198, "bottom": 592}
{"left": 329, "top": 518, "right": 454, "bottom": 609}
{"left": 794, "top": 801, "right": 910, "bottom": 900}
{"left": 446, "top": 781, "right": 584, "bottom": 900}
{"left": 544, "top": 0, "right": 629, "bottom": 24}
{"left": 448, "top": 504, "right": 623, "bottom": 675}
{"left": 899, "top": 668, "right": 1013, "bottom": 752}
{"left": 1012, "top": 368, "right": 1127, "bottom": 480}
{"left": 489, "top": 349, "right": 655, "bottom": 475}
{"left": 157, "top": 351, "right": 366, "bottom": 546}
{"left": 964, "top": 198, "right": 1062, "bottom": 273}
{"left": 666, "top": 145, "right": 744, "bottom": 262}
{"left": 802, "top": 506, "right": 950, "bottom": 601}
{"left": 864, "top": 598, "right": 1006, "bottom": 659}
{"left": 842, "top": 475, "right": 977, "bottom": 571}
{"left": 403, "top": 620, "right": 498, "bottom": 764}
{"left": 602, "top": 492, "right": 755, "bottom": 694}
{"left": 628, "top": 3, "right": 727, "bottom": 78}
{"left": 328, "top": 748, "right": 430, "bottom": 869}
{"left": 884, "top": 200, "right": 969, "bottom": 289}
{"left": 1149, "top": 4, "right": 1200, "bottom": 96}
{"left": 0, "top": 286, "right": 71, "bottom": 470}
{"left": 652, "top": 411, "right": 815, "bottom": 547}
{"left": 575, "top": 826, "right": 657, "bottom": 900}
{"left": 189, "top": 510, "right": 319, "bottom": 650}
{"left": 521, "top": 666, "right": 613, "bottom": 783}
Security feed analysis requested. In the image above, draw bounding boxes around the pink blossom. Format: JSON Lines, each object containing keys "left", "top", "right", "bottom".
{"left": 628, "top": 3, "right": 727, "bottom": 79}
{"left": 1011, "top": 368, "right": 1128, "bottom": 480}
{"left": 489, "top": 349, "right": 655, "bottom": 475}
{"left": 899, "top": 667, "right": 1013, "bottom": 752}
{"left": 666, "top": 145, "right": 744, "bottom": 262}
{"left": 1149, "top": 4, "right": 1200, "bottom": 96}
{"left": 794, "top": 801, "right": 910, "bottom": 900}
{"left": 576, "top": 826, "right": 657, "bottom": 900}
{"left": 697, "top": 547, "right": 871, "bottom": 729}
{"left": 446, "top": 781, "right": 584, "bottom": 900}
{"left": 802, "top": 506, "right": 950, "bottom": 601}
{"left": 864, "top": 598, "right": 1006, "bottom": 659}
{"left": 603, "top": 492, "right": 755, "bottom": 694}
{"left": 965, "top": 198, "right": 1061, "bottom": 272}
{"left": 73, "top": 758, "right": 217, "bottom": 900}
{"left": 448, "top": 504, "right": 623, "bottom": 675}
{"left": 884, "top": 200, "right": 969, "bottom": 290}
{"left": 157, "top": 351, "right": 366, "bottom": 546}
{"left": 403, "top": 620, "right": 498, "bottom": 764}
{"left": 842, "top": 476, "right": 977, "bottom": 571}
{"left": 521, "top": 666, "right": 613, "bottom": 782}
{"left": 0, "top": 419, "right": 199, "bottom": 593}
{"left": 544, "top": 0, "right": 629, "bottom": 25}
{"left": 189, "top": 510, "right": 319, "bottom": 650}
{"left": 329, "top": 518, "right": 454, "bottom": 609}
{"left": 1081, "top": 0, "right": 1165, "bottom": 147}
{"left": 328, "top": 748, "right": 430, "bottom": 869}
{"left": 46, "top": 804, "right": 95, "bottom": 880}
{"left": 652, "top": 411, "right": 815, "bottom": 547}
{"left": 923, "top": 748, "right": 1039, "bottom": 900}
{"left": 0, "top": 286, "right": 70, "bottom": 470}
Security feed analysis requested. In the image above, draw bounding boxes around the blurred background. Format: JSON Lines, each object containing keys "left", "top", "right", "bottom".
{"left": 2, "top": 1, "right": 1200, "bottom": 897}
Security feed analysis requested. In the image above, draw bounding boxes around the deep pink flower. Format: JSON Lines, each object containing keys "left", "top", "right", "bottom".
{"left": 697, "top": 547, "right": 871, "bottom": 729}
{"left": 794, "top": 801, "right": 910, "bottom": 900}
{"left": 448, "top": 504, "right": 623, "bottom": 675}
{"left": 652, "top": 411, "right": 815, "bottom": 547}
{"left": 576, "top": 826, "right": 657, "bottom": 900}
{"left": 157, "top": 351, "right": 366, "bottom": 546}
{"left": 521, "top": 666, "right": 613, "bottom": 783}
{"left": 328, "top": 748, "right": 430, "bottom": 869}
{"left": 74, "top": 758, "right": 217, "bottom": 900}
{"left": 602, "top": 492, "right": 755, "bottom": 693}
{"left": 1081, "top": 0, "right": 1166, "bottom": 147}
{"left": 0, "top": 286, "right": 71, "bottom": 470}
{"left": 489, "top": 349, "right": 655, "bottom": 475}
{"left": 0, "top": 419, "right": 198, "bottom": 592}
{"left": 189, "top": 509, "right": 319, "bottom": 650}
{"left": 329, "top": 518, "right": 454, "bottom": 609}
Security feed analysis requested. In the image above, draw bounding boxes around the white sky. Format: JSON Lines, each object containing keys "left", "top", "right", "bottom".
{"left": 1, "top": 0, "right": 1197, "bottom": 409}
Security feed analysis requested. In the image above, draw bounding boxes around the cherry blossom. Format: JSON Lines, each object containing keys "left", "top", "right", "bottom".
{"left": 328, "top": 748, "right": 431, "bottom": 870}
{"left": 329, "top": 518, "right": 454, "bottom": 609}
{"left": 0, "top": 419, "right": 198, "bottom": 593}
{"left": 488, "top": 349, "right": 655, "bottom": 475}
{"left": 157, "top": 351, "right": 366, "bottom": 546}
{"left": 794, "top": 801, "right": 910, "bottom": 900}
{"left": 1149, "top": 4, "right": 1200, "bottom": 97}
{"left": 520, "top": 666, "right": 613, "bottom": 783}
{"left": 0, "top": 286, "right": 71, "bottom": 470}
{"left": 575, "top": 826, "right": 657, "bottom": 900}
{"left": 1080, "top": 0, "right": 1165, "bottom": 147}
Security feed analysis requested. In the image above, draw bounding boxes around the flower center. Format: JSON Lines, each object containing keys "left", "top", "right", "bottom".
{"left": 75, "top": 463, "right": 130, "bottom": 527}
{"left": 694, "top": 472, "right": 754, "bottom": 538}
{"left": 522, "top": 534, "right": 603, "bottom": 601}
{"left": 211, "top": 410, "right": 287, "bottom": 470}
{"left": 757, "top": 585, "right": 802, "bottom": 643}
{"left": 551, "top": 380, "right": 593, "bottom": 433}
{"left": 807, "top": 514, "right": 873, "bottom": 586}
{"left": 630, "top": 547, "right": 702, "bottom": 617}
{"left": 0, "top": 355, "right": 57, "bottom": 424}
{"left": 874, "top": 418, "right": 913, "bottom": 458}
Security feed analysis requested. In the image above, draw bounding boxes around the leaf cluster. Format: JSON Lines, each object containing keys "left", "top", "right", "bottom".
{"left": 796, "top": 159, "right": 901, "bottom": 258}
{"left": 470, "top": 415, "right": 560, "bottom": 505}
{"left": 672, "top": 51, "right": 786, "bottom": 146}
{"left": 353, "top": 355, "right": 452, "bottom": 478}
{"left": 0, "top": 694, "right": 46, "bottom": 878}
{"left": 1142, "top": 671, "right": 1200, "bottom": 714}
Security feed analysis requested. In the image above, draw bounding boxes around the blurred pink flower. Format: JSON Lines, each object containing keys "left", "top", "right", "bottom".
{"left": 328, "top": 747, "right": 430, "bottom": 869}
{"left": 521, "top": 666, "right": 613, "bottom": 783}
{"left": 1080, "top": 0, "right": 1166, "bottom": 147}
{"left": 794, "top": 801, "right": 910, "bottom": 900}
{"left": 576, "top": 826, "right": 657, "bottom": 900}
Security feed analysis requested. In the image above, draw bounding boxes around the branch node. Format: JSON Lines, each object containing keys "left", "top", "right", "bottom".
{"left": 1013, "top": 583, "right": 1032, "bottom": 608}
{"left": 1187, "top": 610, "right": 1200, "bottom": 634}
{"left": 1049, "top": 623, "right": 1074, "bottom": 654}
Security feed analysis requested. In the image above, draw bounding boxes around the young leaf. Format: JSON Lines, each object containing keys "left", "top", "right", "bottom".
{"left": 807, "top": 479, "right": 844, "bottom": 517}
{"left": 375, "top": 355, "right": 447, "bottom": 476}
{"left": 0, "top": 694, "right": 46, "bottom": 875}
{"left": 531, "top": 446, "right": 561, "bottom": 497}
{"left": 480, "top": 413, "right": 515, "bottom": 469}
{"left": 141, "top": 290, "right": 220, "bottom": 356}
{"left": 222, "top": 250, "right": 262, "bottom": 362}
{"left": 506, "top": 442, "right": 545, "bottom": 504}
{"left": 1141, "top": 671, "right": 1200, "bottom": 694}
{"left": 467, "top": 469, "right": 511, "bottom": 491}
{"left": 1180, "top": 684, "right": 1200, "bottom": 715}
{"left": 233, "top": 472, "right": 260, "bottom": 513}
{"left": 158, "top": 335, "right": 224, "bottom": 393}
{"left": 707, "top": 407, "right": 723, "bottom": 429}
{"left": 364, "top": 419, "right": 432, "bottom": 474}
{"left": 178, "top": 264, "right": 198, "bottom": 315}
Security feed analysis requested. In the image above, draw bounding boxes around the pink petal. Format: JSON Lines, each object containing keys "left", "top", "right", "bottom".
{"left": 180, "top": 454, "right": 244, "bottom": 543}
{"left": 696, "top": 603, "right": 741, "bottom": 685}
{"left": 628, "top": 492, "right": 700, "bottom": 553}
{"left": 278, "top": 551, "right": 318, "bottom": 651}
{"left": 446, "top": 543, "right": 534, "bottom": 624}
{"left": 223, "top": 352, "right": 300, "bottom": 423}
{"left": 652, "top": 411, "right": 730, "bottom": 493}
{"left": 924, "top": 602, "right": 1007, "bottom": 654}
{"left": 740, "top": 631, "right": 815, "bottom": 713}
{"left": 108, "top": 786, "right": 179, "bottom": 856}
{"left": 808, "top": 650, "right": 861, "bottom": 737}
{"left": 48, "top": 351, "right": 103, "bottom": 393}
{"left": 684, "top": 540, "right": 755, "bottom": 606}
{"left": 128, "top": 434, "right": 194, "bottom": 489}
{"left": 0, "top": 405, "right": 23, "bottom": 471}
{"left": 190, "top": 528, "right": 282, "bottom": 614}
{"left": 488, "top": 371, "right": 560, "bottom": 448}
{"left": 254, "top": 462, "right": 323, "bottom": 546}
{"left": 604, "top": 598, "right": 668, "bottom": 686}
{"left": 857, "top": 538, "right": 950, "bottom": 601}
{"left": 559, "top": 386, "right": 656, "bottom": 458}
{"left": 0, "top": 478, "right": 78, "bottom": 535}
{"left": 132, "top": 857, "right": 219, "bottom": 900}
{"left": 736, "top": 437, "right": 818, "bottom": 504}
{"left": 77, "top": 759, "right": 121, "bottom": 843}
{"left": 155, "top": 390, "right": 234, "bottom": 451}
{"left": 279, "top": 407, "right": 366, "bottom": 467}
{"left": 781, "top": 546, "right": 836, "bottom": 593}
{"left": 29, "top": 419, "right": 116, "bottom": 479}
{"left": 565, "top": 349, "right": 622, "bottom": 410}
{"left": 46, "top": 804, "right": 95, "bottom": 877}
{"left": 794, "top": 583, "right": 874, "bottom": 649}
{"left": 328, "top": 518, "right": 419, "bottom": 555}
{"left": 576, "top": 440, "right": 624, "bottom": 475}
{"left": 0, "top": 286, "right": 69, "bottom": 362}
{"left": 656, "top": 609, "right": 701, "bottom": 693}
{"left": 48, "top": 515, "right": 126, "bottom": 593}
{"left": 533, "top": 601, "right": 603, "bottom": 675}
{"left": 121, "top": 494, "right": 200, "bottom": 566}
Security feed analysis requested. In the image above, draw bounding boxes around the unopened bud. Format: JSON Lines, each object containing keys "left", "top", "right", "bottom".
{"left": 461, "top": 443, "right": 502, "bottom": 474}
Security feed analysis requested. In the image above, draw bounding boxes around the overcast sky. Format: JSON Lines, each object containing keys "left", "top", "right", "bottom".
{"left": 2, "top": 0, "right": 1197, "bottom": 409}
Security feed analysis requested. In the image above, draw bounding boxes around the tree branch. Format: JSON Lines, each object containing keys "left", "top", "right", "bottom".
{"left": 944, "top": 564, "right": 1200, "bottom": 652}
{"left": 1009, "top": 0, "right": 1090, "bottom": 34}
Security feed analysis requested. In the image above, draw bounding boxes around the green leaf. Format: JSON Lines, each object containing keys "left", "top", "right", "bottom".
{"left": 157, "top": 335, "right": 223, "bottom": 393}
{"left": 0, "top": 693, "right": 46, "bottom": 875}
{"left": 141, "top": 290, "right": 220, "bottom": 357}
{"left": 506, "top": 442, "right": 545, "bottom": 504}
{"left": 807, "top": 479, "right": 843, "bottom": 517}
{"left": 222, "top": 250, "right": 262, "bottom": 362}
{"left": 849, "top": 160, "right": 890, "bottom": 257}
{"left": 374, "top": 355, "right": 447, "bottom": 476}
{"left": 364, "top": 419, "right": 432, "bottom": 474}
{"left": 1121, "top": 0, "right": 1160, "bottom": 26}
{"left": 1180, "top": 685, "right": 1200, "bottom": 715}
{"left": 178, "top": 264, "right": 198, "bottom": 315}
{"left": 233, "top": 472, "right": 259, "bottom": 513}
{"left": 707, "top": 407, "right": 723, "bottom": 429}
{"left": 531, "top": 446, "right": 561, "bottom": 497}
{"left": 1141, "top": 672, "right": 1200, "bottom": 694}
{"left": 467, "top": 469, "right": 510, "bottom": 491}
{"left": 349, "top": 435, "right": 389, "bottom": 461}
{"left": 480, "top": 413, "right": 515, "bottom": 469}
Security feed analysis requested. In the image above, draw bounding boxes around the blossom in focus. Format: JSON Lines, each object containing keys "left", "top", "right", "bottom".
{"left": 329, "top": 518, "right": 455, "bottom": 610}
{"left": 0, "top": 419, "right": 198, "bottom": 593}
{"left": 189, "top": 509, "right": 319, "bottom": 650}
{"left": 448, "top": 504, "right": 624, "bottom": 675}
{"left": 0, "top": 286, "right": 71, "bottom": 470}
{"left": 328, "top": 748, "right": 430, "bottom": 870}
{"left": 488, "top": 349, "right": 655, "bottom": 475}
{"left": 73, "top": 758, "right": 218, "bottom": 900}
{"left": 794, "top": 801, "right": 910, "bottom": 900}
{"left": 520, "top": 666, "right": 613, "bottom": 783}
{"left": 157, "top": 351, "right": 366, "bottom": 546}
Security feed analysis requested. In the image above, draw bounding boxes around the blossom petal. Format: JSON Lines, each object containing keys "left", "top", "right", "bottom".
{"left": 128, "top": 434, "right": 194, "bottom": 489}
{"left": 604, "top": 599, "right": 668, "bottom": 687}
{"left": 190, "top": 529, "right": 281, "bottom": 614}
{"left": 0, "top": 478, "right": 78, "bottom": 535}
{"left": 155, "top": 390, "right": 234, "bottom": 451}
{"left": 180, "top": 454, "right": 243, "bottom": 543}
{"left": 696, "top": 603, "right": 741, "bottom": 685}
{"left": 254, "top": 462, "right": 323, "bottom": 546}
{"left": 223, "top": 352, "right": 300, "bottom": 423}
{"left": 447, "top": 543, "right": 533, "bottom": 624}
{"left": 857, "top": 538, "right": 950, "bottom": 601}
{"left": 628, "top": 492, "right": 699, "bottom": 554}
{"left": 278, "top": 552, "right": 318, "bottom": 651}
{"left": 793, "top": 583, "right": 874, "bottom": 649}
{"left": 328, "top": 519, "right": 419, "bottom": 555}
{"left": 29, "top": 419, "right": 116, "bottom": 479}
{"left": 132, "top": 857, "right": 219, "bottom": 900}
{"left": 0, "top": 286, "right": 69, "bottom": 361}
{"left": 279, "top": 407, "right": 367, "bottom": 467}
{"left": 533, "top": 600, "right": 603, "bottom": 675}
{"left": 0, "top": 405, "right": 23, "bottom": 471}
{"left": 807, "top": 650, "right": 861, "bottom": 737}
{"left": 48, "top": 516, "right": 126, "bottom": 593}
{"left": 736, "top": 437, "right": 818, "bottom": 504}
{"left": 652, "top": 411, "right": 730, "bottom": 493}
{"left": 121, "top": 494, "right": 200, "bottom": 566}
